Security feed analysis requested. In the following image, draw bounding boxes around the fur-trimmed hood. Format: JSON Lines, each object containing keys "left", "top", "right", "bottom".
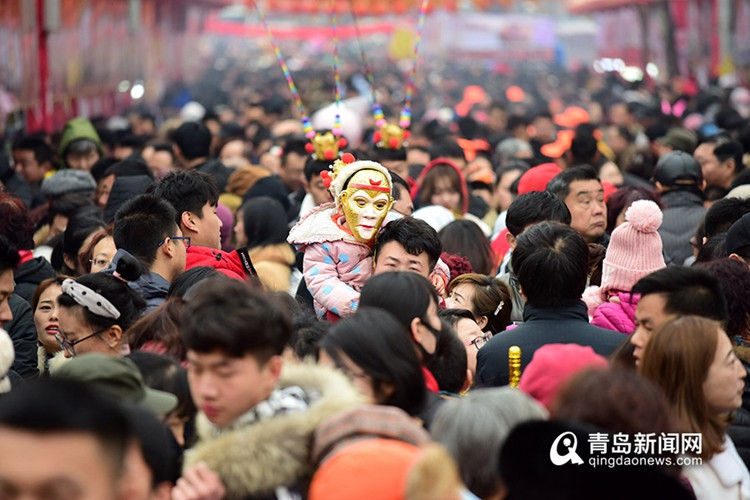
{"left": 184, "top": 363, "right": 364, "bottom": 500}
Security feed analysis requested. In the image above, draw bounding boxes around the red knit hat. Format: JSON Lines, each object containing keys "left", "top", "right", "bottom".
{"left": 518, "top": 344, "right": 608, "bottom": 410}
{"left": 601, "top": 199, "right": 666, "bottom": 295}
{"left": 516, "top": 163, "right": 561, "bottom": 195}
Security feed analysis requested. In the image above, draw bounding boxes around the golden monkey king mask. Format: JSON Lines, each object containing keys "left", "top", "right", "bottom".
{"left": 338, "top": 168, "right": 393, "bottom": 243}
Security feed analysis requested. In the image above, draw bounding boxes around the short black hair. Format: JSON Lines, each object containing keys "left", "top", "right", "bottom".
{"left": 425, "top": 319, "right": 467, "bottom": 394}
{"left": 703, "top": 197, "right": 750, "bottom": 239}
{"left": 148, "top": 170, "right": 219, "bottom": 226}
{"left": 546, "top": 165, "right": 600, "bottom": 200}
{"left": 373, "top": 217, "right": 441, "bottom": 271}
{"left": 533, "top": 111, "right": 554, "bottom": 122}
{"left": 511, "top": 221, "right": 588, "bottom": 307}
{"left": 280, "top": 136, "right": 309, "bottom": 167}
{"left": 181, "top": 278, "right": 292, "bottom": 362}
{"left": 127, "top": 351, "right": 196, "bottom": 423}
{"left": 494, "top": 160, "right": 529, "bottom": 188}
{"left": 170, "top": 122, "right": 211, "bottom": 160}
{"left": 631, "top": 267, "right": 728, "bottom": 324}
{"left": 319, "top": 307, "right": 426, "bottom": 416}
{"left": 114, "top": 194, "right": 179, "bottom": 268}
{"left": 12, "top": 135, "right": 53, "bottom": 165}
{"left": 439, "top": 307, "right": 477, "bottom": 328}
{"left": 506, "top": 114, "right": 529, "bottom": 132}
{"left": 167, "top": 266, "right": 221, "bottom": 298}
{"left": 695, "top": 232, "right": 728, "bottom": 263}
{"left": 48, "top": 194, "right": 97, "bottom": 222}
{"left": 569, "top": 133, "right": 599, "bottom": 165}
{"left": 614, "top": 125, "right": 634, "bottom": 143}
{"left": 429, "top": 140, "right": 466, "bottom": 162}
{"left": 0, "top": 235, "right": 19, "bottom": 273}
{"left": 506, "top": 191, "right": 571, "bottom": 237}
{"left": 0, "top": 378, "right": 133, "bottom": 475}
{"left": 304, "top": 156, "right": 331, "bottom": 183}
{"left": 360, "top": 271, "right": 439, "bottom": 332}
{"left": 701, "top": 134, "right": 745, "bottom": 175}
{"left": 389, "top": 172, "right": 410, "bottom": 201}
{"left": 103, "top": 158, "right": 154, "bottom": 180}
{"left": 148, "top": 140, "right": 176, "bottom": 157}
{"left": 373, "top": 146, "right": 408, "bottom": 162}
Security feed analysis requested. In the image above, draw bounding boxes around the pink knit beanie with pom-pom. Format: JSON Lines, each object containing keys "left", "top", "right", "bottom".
{"left": 601, "top": 199, "right": 666, "bottom": 295}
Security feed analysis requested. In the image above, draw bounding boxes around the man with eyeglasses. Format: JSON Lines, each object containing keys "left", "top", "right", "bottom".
{"left": 111, "top": 194, "right": 188, "bottom": 312}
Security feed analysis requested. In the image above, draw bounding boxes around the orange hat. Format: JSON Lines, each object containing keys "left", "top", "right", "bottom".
{"left": 540, "top": 129, "right": 575, "bottom": 159}
{"left": 463, "top": 85, "right": 486, "bottom": 104}
{"left": 517, "top": 163, "right": 561, "bottom": 194}
{"left": 457, "top": 137, "right": 491, "bottom": 164}
{"left": 506, "top": 85, "right": 525, "bottom": 103}
{"left": 553, "top": 106, "right": 590, "bottom": 129}
{"left": 309, "top": 439, "right": 421, "bottom": 500}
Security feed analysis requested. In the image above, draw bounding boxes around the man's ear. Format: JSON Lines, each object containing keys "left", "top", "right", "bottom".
{"left": 654, "top": 181, "right": 665, "bottom": 193}
{"left": 181, "top": 211, "right": 197, "bottom": 233}
{"left": 505, "top": 232, "right": 516, "bottom": 250}
{"left": 725, "top": 158, "right": 737, "bottom": 175}
{"left": 265, "top": 355, "right": 284, "bottom": 383}
{"left": 159, "top": 237, "right": 175, "bottom": 259}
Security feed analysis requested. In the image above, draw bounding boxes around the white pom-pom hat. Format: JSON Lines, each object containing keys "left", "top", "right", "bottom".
{"left": 601, "top": 199, "right": 666, "bottom": 295}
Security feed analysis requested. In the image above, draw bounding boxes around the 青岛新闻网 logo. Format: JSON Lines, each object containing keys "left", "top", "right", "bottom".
{"left": 550, "top": 431, "right": 584, "bottom": 466}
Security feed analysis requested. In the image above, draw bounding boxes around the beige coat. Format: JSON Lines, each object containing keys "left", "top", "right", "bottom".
{"left": 184, "top": 364, "right": 363, "bottom": 500}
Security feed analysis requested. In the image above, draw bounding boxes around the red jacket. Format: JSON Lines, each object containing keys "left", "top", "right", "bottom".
{"left": 185, "top": 246, "right": 250, "bottom": 281}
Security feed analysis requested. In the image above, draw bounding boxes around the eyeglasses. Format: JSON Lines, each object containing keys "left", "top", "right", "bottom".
{"left": 157, "top": 235, "right": 191, "bottom": 250}
{"left": 89, "top": 257, "right": 111, "bottom": 269}
{"left": 55, "top": 328, "right": 107, "bottom": 357}
{"left": 466, "top": 334, "right": 492, "bottom": 351}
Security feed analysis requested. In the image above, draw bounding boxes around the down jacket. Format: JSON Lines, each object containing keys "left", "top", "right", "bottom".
{"left": 184, "top": 364, "right": 363, "bottom": 500}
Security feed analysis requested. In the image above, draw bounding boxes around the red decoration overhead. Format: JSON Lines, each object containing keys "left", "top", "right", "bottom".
{"left": 566, "top": 0, "right": 659, "bottom": 14}
{"left": 249, "top": 0, "right": 471, "bottom": 14}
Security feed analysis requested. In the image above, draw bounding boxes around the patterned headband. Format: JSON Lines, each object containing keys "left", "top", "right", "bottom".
{"left": 61, "top": 279, "right": 121, "bottom": 320}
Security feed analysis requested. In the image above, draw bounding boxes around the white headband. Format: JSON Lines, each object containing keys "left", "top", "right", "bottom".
{"left": 61, "top": 279, "right": 121, "bottom": 320}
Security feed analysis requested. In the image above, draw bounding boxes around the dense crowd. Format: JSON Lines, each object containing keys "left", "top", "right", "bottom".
{"left": 1, "top": 62, "right": 750, "bottom": 499}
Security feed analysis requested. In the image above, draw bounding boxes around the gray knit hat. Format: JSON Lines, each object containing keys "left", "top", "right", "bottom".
{"left": 41, "top": 169, "right": 97, "bottom": 198}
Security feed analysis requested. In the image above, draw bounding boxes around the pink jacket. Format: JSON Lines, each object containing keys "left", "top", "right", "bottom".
{"left": 288, "top": 203, "right": 372, "bottom": 319}
{"left": 588, "top": 291, "right": 638, "bottom": 334}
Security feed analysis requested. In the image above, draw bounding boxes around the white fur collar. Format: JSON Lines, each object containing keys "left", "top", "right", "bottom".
{"left": 287, "top": 203, "right": 362, "bottom": 247}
